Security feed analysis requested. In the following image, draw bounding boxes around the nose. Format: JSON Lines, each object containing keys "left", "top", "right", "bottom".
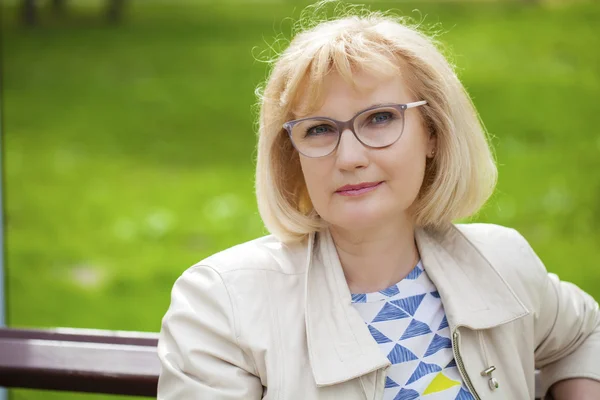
{"left": 335, "top": 128, "right": 369, "bottom": 171}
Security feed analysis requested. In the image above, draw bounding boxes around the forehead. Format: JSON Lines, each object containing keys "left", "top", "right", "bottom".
{"left": 292, "top": 69, "right": 412, "bottom": 120}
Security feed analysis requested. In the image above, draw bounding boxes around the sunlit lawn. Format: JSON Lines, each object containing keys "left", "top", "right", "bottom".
{"left": 2, "top": 0, "right": 599, "bottom": 398}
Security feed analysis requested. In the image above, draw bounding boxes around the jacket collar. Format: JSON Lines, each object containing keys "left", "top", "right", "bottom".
{"left": 304, "top": 225, "right": 529, "bottom": 388}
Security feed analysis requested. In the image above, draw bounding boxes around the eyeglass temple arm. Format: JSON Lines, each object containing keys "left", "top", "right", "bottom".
{"left": 405, "top": 100, "right": 428, "bottom": 109}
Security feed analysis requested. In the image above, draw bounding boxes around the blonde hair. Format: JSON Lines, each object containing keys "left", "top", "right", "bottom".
{"left": 255, "top": 1, "right": 497, "bottom": 243}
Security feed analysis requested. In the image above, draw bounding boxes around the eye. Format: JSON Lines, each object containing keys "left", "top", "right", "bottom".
{"left": 369, "top": 112, "right": 394, "bottom": 124}
{"left": 305, "top": 124, "right": 335, "bottom": 137}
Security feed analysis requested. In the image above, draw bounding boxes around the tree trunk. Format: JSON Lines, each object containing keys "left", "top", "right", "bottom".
{"left": 107, "top": 0, "right": 125, "bottom": 24}
{"left": 51, "top": 0, "right": 66, "bottom": 16}
{"left": 20, "top": 0, "right": 36, "bottom": 26}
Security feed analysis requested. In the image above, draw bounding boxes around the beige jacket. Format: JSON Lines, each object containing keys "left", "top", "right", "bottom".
{"left": 157, "top": 223, "right": 600, "bottom": 399}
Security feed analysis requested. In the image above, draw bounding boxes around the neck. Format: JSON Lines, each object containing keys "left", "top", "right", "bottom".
{"left": 329, "top": 216, "right": 419, "bottom": 294}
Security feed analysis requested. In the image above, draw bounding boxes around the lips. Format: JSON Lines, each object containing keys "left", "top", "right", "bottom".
{"left": 335, "top": 181, "right": 383, "bottom": 196}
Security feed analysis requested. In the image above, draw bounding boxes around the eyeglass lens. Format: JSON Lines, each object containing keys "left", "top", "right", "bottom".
{"left": 289, "top": 106, "right": 406, "bottom": 157}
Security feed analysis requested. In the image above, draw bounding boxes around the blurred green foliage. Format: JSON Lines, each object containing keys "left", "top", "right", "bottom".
{"left": 1, "top": 0, "right": 599, "bottom": 398}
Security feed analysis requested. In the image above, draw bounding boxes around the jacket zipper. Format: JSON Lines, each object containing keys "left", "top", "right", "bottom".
{"left": 452, "top": 330, "right": 481, "bottom": 400}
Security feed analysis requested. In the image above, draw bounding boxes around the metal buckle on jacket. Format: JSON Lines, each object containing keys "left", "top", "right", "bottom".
{"left": 481, "top": 366, "right": 499, "bottom": 391}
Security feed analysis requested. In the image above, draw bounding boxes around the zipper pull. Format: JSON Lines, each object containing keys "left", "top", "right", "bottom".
{"left": 480, "top": 366, "right": 499, "bottom": 391}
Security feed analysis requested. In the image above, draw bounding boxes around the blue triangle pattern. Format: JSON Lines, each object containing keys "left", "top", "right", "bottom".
{"left": 438, "top": 315, "right": 449, "bottom": 330}
{"left": 390, "top": 294, "right": 425, "bottom": 316}
{"left": 387, "top": 344, "right": 418, "bottom": 364}
{"left": 406, "top": 361, "right": 442, "bottom": 384}
{"left": 379, "top": 284, "right": 400, "bottom": 297}
{"left": 349, "top": 259, "right": 472, "bottom": 398}
{"left": 400, "top": 319, "right": 432, "bottom": 340}
{"left": 393, "top": 388, "right": 419, "bottom": 400}
{"left": 351, "top": 293, "right": 366, "bottom": 303}
{"left": 368, "top": 325, "right": 392, "bottom": 344}
{"left": 405, "top": 266, "right": 423, "bottom": 280}
{"left": 455, "top": 387, "right": 475, "bottom": 400}
{"left": 372, "top": 303, "right": 410, "bottom": 322}
{"left": 424, "top": 334, "right": 453, "bottom": 357}
{"left": 385, "top": 376, "right": 399, "bottom": 388}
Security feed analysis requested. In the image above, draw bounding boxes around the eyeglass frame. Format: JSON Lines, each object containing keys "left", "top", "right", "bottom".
{"left": 282, "top": 100, "right": 428, "bottom": 158}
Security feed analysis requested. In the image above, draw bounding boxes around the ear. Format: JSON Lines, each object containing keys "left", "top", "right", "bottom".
{"left": 426, "top": 132, "right": 438, "bottom": 159}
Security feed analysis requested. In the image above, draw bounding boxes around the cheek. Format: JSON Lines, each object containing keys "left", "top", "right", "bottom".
{"left": 398, "top": 159, "right": 427, "bottom": 193}
{"left": 383, "top": 145, "right": 428, "bottom": 201}
{"left": 299, "top": 158, "right": 330, "bottom": 205}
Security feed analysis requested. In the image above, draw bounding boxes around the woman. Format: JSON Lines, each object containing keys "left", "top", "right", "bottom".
{"left": 157, "top": 5, "right": 600, "bottom": 400}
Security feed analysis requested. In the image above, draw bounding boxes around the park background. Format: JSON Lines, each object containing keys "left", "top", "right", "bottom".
{"left": 1, "top": 0, "right": 599, "bottom": 399}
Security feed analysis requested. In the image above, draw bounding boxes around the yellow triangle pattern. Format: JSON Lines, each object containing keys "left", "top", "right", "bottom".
{"left": 423, "top": 372, "right": 461, "bottom": 395}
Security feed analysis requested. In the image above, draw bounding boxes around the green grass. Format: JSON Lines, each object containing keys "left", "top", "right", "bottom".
{"left": 2, "top": 0, "right": 599, "bottom": 398}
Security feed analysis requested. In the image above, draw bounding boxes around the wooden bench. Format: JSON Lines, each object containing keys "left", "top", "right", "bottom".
{"left": 0, "top": 326, "right": 544, "bottom": 398}
{"left": 0, "top": 327, "right": 159, "bottom": 396}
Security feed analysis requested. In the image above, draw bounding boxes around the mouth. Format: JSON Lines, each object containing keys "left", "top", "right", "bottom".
{"left": 335, "top": 181, "right": 383, "bottom": 196}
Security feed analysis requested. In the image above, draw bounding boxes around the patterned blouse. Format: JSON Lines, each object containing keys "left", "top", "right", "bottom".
{"left": 351, "top": 261, "right": 475, "bottom": 400}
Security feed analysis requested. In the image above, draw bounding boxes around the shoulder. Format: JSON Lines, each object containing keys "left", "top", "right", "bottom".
{"left": 183, "top": 234, "right": 309, "bottom": 279}
{"left": 166, "top": 234, "right": 309, "bottom": 316}
{"left": 453, "top": 222, "right": 548, "bottom": 297}
{"left": 454, "top": 222, "right": 526, "bottom": 246}
{"left": 454, "top": 222, "right": 538, "bottom": 262}
{"left": 453, "top": 222, "right": 544, "bottom": 269}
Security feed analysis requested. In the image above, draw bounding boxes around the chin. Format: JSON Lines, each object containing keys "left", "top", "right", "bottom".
{"left": 330, "top": 208, "right": 396, "bottom": 231}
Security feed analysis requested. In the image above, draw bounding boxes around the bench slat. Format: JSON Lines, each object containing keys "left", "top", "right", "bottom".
{"left": 0, "top": 327, "right": 159, "bottom": 346}
{"left": 0, "top": 328, "right": 160, "bottom": 396}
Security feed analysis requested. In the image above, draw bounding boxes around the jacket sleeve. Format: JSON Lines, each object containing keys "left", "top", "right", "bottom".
{"left": 520, "top": 236, "right": 600, "bottom": 395}
{"left": 157, "top": 264, "right": 263, "bottom": 399}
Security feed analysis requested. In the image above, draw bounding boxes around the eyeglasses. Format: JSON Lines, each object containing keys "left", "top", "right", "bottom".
{"left": 283, "top": 101, "right": 427, "bottom": 158}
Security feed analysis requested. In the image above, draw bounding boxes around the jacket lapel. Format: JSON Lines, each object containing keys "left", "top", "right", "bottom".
{"left": 304, "top": 225, "right": 529, "bottom": 389}
{"left": 304, "top": 229, "right": 390, "bottom": 388}
{"left": 414, "top": 226, "right": 529, "bottom": 331}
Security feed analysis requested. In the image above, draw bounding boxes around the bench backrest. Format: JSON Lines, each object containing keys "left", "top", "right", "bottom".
{"left": 0, "top": 327, "right": 544, "bottom": 398}
{"left": 0, "top": 327, "right": 160, "bottom": 396}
